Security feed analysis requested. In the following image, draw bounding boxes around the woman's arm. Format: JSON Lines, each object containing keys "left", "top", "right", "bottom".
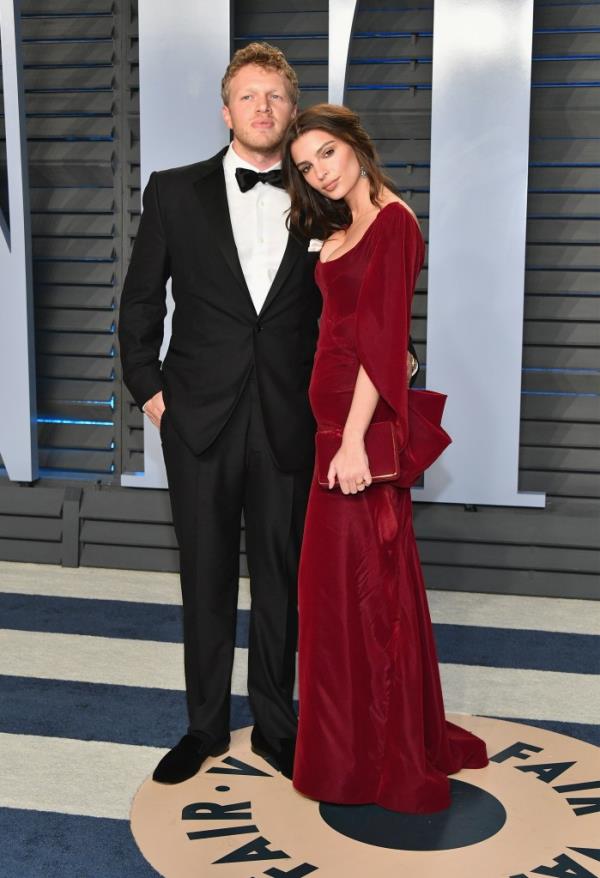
{"left": 327, "top": 365, "right": 379, "bottom": 494}
{"left": 329, "top": 205, "right": 424, "bottom": 494}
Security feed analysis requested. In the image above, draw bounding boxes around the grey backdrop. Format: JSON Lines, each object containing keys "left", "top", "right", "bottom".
{"left": 0, "top": 0, "right": 598, "bottom": 598}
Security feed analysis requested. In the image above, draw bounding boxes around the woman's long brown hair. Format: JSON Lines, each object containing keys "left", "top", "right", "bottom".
{"left": 281, "top": 103, "right": 395, "bottom": 241}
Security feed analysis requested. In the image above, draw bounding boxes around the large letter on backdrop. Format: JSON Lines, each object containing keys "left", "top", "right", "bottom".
{"left": 121, "top": 1, "right": 232, "bottom": 488}
{"left": 328, "top": 0, "right": 358, "bottom": 104}
{"left": 0, "top": 0, "right": 37, "bottom": 482}
{"left": 421, "top": 0, "right": 545, "bottom": 507}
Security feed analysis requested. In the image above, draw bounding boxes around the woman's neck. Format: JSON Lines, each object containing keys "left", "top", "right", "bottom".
{"left": 345, "top": 178, "right": 382, "bottom": 224}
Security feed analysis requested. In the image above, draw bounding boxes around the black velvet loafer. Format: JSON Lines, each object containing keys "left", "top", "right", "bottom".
{"left": 153, "top": 734, "right": 230, "bottom": 785}
{"left": 250, "top": 725, "right": 296, "bottom": 780}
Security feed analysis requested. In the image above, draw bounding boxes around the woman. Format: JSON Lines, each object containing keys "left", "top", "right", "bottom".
{"left": 282, "top": 104, "right": 488, "bottom": 813}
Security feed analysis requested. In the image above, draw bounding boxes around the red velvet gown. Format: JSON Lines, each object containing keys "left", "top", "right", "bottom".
{"left": 293, "top": 203, "right": 488, "bottom": 813}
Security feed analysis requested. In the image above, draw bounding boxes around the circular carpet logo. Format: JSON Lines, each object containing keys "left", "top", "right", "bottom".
{"left": 131, "top": 715, "right": 600, "bottom": 878}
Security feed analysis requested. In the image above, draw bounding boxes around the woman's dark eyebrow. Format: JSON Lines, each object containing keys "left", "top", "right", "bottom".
{"left": 295, "top": 140, "right": 335, "bottom": 169}
{"left": 315, "top": 140, "right": 335, "bottom": 157}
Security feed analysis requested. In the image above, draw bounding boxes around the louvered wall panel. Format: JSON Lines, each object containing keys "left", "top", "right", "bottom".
{"left": 120, "top": 0, "right": 144, "bottom": 475}
{"left": 521, "top": 2, "right": 599, "bottom": 512}
{"left": 0, "top": 1, "right": 121, "bottom": 480}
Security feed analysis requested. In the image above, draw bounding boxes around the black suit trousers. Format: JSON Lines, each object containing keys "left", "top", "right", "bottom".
{"left": 161, "top": 371, "right": 312, "bottom": 744}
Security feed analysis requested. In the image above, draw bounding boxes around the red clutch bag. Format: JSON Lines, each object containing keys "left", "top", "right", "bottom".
{"left": 316, "top": 421, "right": 399, "bottom": 487}
{"left": 316, "top": 389, "right": 452, "bottom": 489}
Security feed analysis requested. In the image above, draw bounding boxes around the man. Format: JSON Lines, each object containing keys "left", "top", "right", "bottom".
{"left": 119, "top": 42, "right": 418, "bottom": 785}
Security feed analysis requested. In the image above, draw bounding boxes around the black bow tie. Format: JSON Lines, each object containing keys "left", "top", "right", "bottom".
{"left": 235, "top": 167, "right": 285, "bottom": 193}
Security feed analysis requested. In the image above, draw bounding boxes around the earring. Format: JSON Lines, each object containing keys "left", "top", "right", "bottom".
{"left": 360, "top": 166, "right": 367, "bottom": 177}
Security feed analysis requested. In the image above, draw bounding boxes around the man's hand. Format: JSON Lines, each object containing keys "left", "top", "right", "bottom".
{"left": 143, "top": 390, "right": 165, "bottom": 428}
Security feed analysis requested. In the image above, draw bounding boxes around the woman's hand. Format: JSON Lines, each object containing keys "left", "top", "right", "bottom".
{"left": 328, "top": 433, "right": 373, "bottom": 494}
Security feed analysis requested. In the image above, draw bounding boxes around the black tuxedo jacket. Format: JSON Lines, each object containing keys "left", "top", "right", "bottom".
{"left": 118, "top": 148, "right": 322, "bottom": 472}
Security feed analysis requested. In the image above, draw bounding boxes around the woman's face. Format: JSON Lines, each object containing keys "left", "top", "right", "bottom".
{"left": 290, "top": 130, "right": 362, "bottom": 200}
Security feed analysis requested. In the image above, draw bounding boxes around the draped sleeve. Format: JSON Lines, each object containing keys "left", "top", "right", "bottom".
{"left": 355, "top": 203, "right": 425, "bottom": 448}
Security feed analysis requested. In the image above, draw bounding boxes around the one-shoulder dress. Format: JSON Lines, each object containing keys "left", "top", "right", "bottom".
{"left": 293, "top": 203, "right": 488, "bottom": 813}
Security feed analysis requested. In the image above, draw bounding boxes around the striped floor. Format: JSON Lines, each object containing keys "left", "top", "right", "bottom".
{"left": 0, "top": 561, "right": 598, "bottom": 877}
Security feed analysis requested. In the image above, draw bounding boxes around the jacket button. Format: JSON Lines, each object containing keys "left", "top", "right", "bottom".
{"left": 255, "top": 321, "right": 262, "bottom": 333}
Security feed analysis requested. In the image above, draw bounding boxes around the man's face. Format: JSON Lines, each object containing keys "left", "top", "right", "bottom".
{"left": 222, "top": 64, "right": 297, "bottom": 155}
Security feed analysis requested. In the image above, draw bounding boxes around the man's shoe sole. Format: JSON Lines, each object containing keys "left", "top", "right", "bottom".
{"left": 152, "top": 741, "right": 230, "bottom": 784}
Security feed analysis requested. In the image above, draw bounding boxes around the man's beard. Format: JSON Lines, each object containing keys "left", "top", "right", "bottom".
{"left": 235, "top": 125, "right": 285, "bottom": 155}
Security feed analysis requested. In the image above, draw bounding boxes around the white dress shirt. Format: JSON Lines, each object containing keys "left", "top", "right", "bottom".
{"left": 223, "top": 143, "right": 290, "bottom": 315}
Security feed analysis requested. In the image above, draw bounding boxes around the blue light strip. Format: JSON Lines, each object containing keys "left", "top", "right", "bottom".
{"left": 531, "top": 136, "right": 600, "bottom": 140}
{"left": 534, "top": 27, "right": 600, "bottom": 35}
{"left": 529, "top": 292, "right": 600, "bottom": 297}
{"left": 234, "top": 33, "right": 327, "bottom": 41}
{"left": 384, "top": 162, "right": 431, "bottom": 168}
{"left": 22, "top": 10, "right": 112, "bottom": 16}
{"left": 349, "top": 57, "right": 432, "bottom": 65}
{"left": 39, "top": 444, "right": 115, "bottom": 452}
{"left": 528, "top": 189, "right": 600, "bottom": 194}
{"left": 26, "top": 88, "right": 113, "bottom": 94}
{"left": 29, "top": 184, "right": 114, "bottom": 189}
{"left": 37, "top": 324, "right": 116, "bottom": 335}
{"left": 527, "top": 214, "right": 600, "bottom": 220}
{"left": 24, "top": 64, "right": 112, "bottom": 69}
{"left": 529, "top": 162, "right": 600, "bottom": 167}
{"left": 21, "top": 112, "right": 114, "bottom": 118}
{"left": 22, "top": 38, "right": 113, "bottom": 44}
{"left": 32, "top": 257, "right": 116, "bottom": 262}
{"left": 28, "top": 136, "right": 115, "bottom": 142}
{"left": 37, "top": 417, "right": 114, "bottom": 426}
{"left": 532, "top": 81, "right": 600, "bottom": 88}
{"left": 42, "top": 396, "right": 115, "bottom": 409}
{"left": 39, "top": 466, "right": 116, "bottom": 478}
{"left": 521, "top": 390, "right": 599, "bottom": 398}
{"left": 348, "top": 83, "right": 432, "bottom": 90}
{"left": 523, "top": 367, "right": 600, "bottom": 375}
{"left": 37, "top": 376, "right": 116, "bottom": 383}
{"left": 353, "top": 32, "right": 433, "bottom": 38}
{"left": 535, "top": 54, "right": 600, "bottom": 61}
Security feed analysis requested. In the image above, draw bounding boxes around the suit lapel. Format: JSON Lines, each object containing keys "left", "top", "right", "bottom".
{"left": 259, "top": 232, "right": 306, "bottom": 317}
{"left": 192, "top": 162, "right": 255, "bottom": 314}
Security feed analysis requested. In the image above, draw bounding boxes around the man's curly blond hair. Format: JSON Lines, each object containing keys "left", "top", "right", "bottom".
{"left": 221, "top": 42, "right": 299, "bottom": 106}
